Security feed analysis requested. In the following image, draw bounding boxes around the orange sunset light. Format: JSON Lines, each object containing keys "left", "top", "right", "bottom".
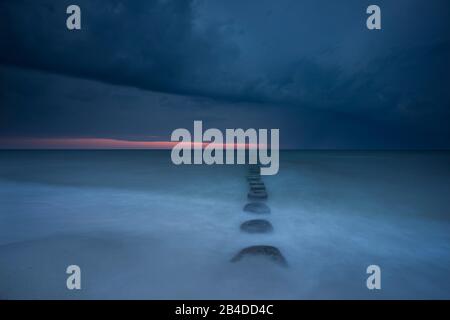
{"left": 0, "top": 138, "right": 263, "bottom": 149}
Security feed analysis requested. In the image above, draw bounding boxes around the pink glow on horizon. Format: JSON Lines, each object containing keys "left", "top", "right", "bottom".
{"left": 0, "top": 138, "right": 264, "bottom": 149}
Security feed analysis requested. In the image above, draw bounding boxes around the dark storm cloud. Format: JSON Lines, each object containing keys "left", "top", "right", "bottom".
{"left": 0, "top": 0, "right": 239, "bottom": 96}
{"left": 1, "top": 0, "right": 449, "bottom": 107}
{"left": 0, "top": 0, "right": 450, "bottom": 148}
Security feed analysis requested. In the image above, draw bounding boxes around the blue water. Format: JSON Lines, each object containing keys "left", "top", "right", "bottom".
{"left": 0, "top": 150, "right": 449, "bottom": 299}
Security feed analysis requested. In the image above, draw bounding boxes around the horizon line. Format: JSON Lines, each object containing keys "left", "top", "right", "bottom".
{"left": 0, "top": 138, "right": 449, "bottom": 151}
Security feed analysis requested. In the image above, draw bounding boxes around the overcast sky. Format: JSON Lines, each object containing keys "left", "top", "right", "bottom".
{"left": 0, "top": 0, "right": 449, "bottom": 149}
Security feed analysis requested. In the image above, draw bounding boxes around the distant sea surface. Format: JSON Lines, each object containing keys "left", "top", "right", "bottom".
{"left": 0, "top": 150, "right": 449, "bottom": 299}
